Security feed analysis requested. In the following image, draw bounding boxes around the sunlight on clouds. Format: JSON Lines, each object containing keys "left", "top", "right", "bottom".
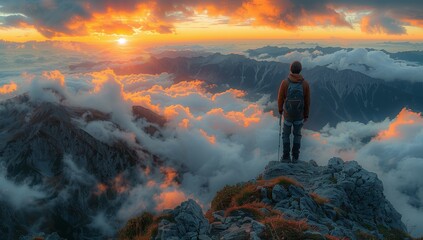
{"left": 154, "top": 189, "right": 188, "bottom": 211}
{"left": 5, "top": 66, "right": 423, "bottom": 235}
{"left": 377, "top": 108, "right": 422, "bottom": 140}
{"left": 0, "top": 81, "right": 18, "bottom": 94}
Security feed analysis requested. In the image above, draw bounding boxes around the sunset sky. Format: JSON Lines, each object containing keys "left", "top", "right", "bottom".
{"left": 1, "top": 0, "right": 423, "bottom": 44}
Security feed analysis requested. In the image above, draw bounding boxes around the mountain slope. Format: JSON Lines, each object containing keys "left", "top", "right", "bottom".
{"left": 0, "top": 95, "right": 157, "bottom": 240}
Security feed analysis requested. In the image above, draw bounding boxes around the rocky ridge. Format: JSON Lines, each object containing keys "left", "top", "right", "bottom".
{"left": 120, "top": 158, "right": 410, "bottom": 240}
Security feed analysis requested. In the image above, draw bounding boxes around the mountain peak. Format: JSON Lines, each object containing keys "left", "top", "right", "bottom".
{"left": 120, "top": 158, "right": 409, "bottom": 240}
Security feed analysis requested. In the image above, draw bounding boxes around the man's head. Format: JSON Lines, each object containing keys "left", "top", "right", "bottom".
{"left": 290, "top": 61, "right": 302, "bottom": 74}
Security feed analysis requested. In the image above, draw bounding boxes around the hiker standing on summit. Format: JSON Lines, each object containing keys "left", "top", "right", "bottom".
{"left": 278, "top": 61, "right": 310, "bottom": 163}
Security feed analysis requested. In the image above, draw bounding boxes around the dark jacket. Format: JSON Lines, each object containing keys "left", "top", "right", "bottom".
{"left": 277, "top": 73, "right": 311, "bottom": 120}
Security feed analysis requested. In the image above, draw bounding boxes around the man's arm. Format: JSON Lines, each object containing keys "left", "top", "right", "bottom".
{"left": 278, "top": 80, "right": 286, "bottom": 114}
{"left": 303, "top": 81, "right": 311, "bottom": 120}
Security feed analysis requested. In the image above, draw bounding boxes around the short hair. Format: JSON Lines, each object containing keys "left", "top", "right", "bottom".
{"left": 290, "top": 61, "right": 302, "bottom": 74}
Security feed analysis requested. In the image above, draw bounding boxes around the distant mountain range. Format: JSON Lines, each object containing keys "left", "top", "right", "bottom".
{"left": 104, "top": 53, "right": 423, "bottom": 130}
{"left": 245, "top": 46, "right": 423, "bottom": 64}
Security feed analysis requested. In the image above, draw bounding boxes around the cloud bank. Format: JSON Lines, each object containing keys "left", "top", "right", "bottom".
{"left": 254, "top": 48, "right": 423, "bottom": 82}
{"left": 0, "top": 0, "right": 422, "bottom": 37}
{"left": 2, "top": 66, "right": 423, "bottom": 236}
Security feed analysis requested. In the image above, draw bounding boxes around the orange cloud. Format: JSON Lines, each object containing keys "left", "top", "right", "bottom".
{"left": 163, "top": 105, "right": 195, "bottom": 121}
{"left": 0, "top": 82, "right": 18, "bottom": 94}
{"left": 159, "top": 167, "right": 179, "bottom": 189}
{"left": 179, "top": 118, "right": 190, "bottom": 128}
{"left": 207, "top": 104, "right": 262, "bottom": 128}
{"left": 94, "top": 183, "right": 108, "bottom": 195}
{"left": 126, "top": 94, "right": 161, "bottom": 113}
{"left": 42, "top": 70, "right": 65, "bottom": 86}
{"left": 238, "top": 0, "right": 350, "bottom": 30}
{"left": 112, "top": 174, "right": 129, "bottom": 193}
{"left": 310, "top": 132, "right": 328, "bottom": 145}
{"left": 211, "top": 89, "right": 246, "bottom": 101}
{"left": 155, "top": 190, "right": 188, "bottom": 211}
{"left": 2, "top": 0, "right": 423, "bottom": 40}
{"left": 199, "top": 129, "right": 216, "bottom": 144}
{"left": 376, "top": 108, "right": 422, "bottom": 140}
{"left": 164, "top": 80, "right": 207, "bottom": 97}
{"left": 90, "top": 69, "right": 122, "bottom": 93}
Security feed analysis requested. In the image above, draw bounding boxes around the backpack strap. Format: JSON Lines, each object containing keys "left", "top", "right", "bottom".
{"left": 287, "top": 78, "right": 304, "bottom": 84}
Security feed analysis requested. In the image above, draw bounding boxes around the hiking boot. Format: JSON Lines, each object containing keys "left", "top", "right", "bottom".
{"left": 292, "top": 143, "right": 300, "bottom": 163}
{"left": 281, "top": 143, "right": 291, "bottom": 163}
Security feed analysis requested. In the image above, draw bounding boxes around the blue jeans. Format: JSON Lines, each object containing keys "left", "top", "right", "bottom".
{"left": 282, "top": 119, "right": 303, "bottom": 152}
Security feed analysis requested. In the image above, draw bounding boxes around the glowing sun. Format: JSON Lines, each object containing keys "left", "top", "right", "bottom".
{"left": 117, "top": 38, "right": 127, "bottom": 45}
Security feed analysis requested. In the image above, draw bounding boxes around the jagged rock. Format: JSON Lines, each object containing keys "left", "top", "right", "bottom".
{"left": 210, "top": 222, "right": 228, "bottom": 235}
{"left": 153, "top": 159, "right": 408, "bottom": 240}
{"left": 271, "top": 184, "right": 288, "bottom": 202}
{"left": 198, "top": 235, "right": 212, "bottom": 240}
{"left": 156, "top": 219, "right": 180, "bottom": 240}
{"left": 220, "top": 226, "right": 249, "bottom": 240}
{"left": 328, "top": 157, "right": 345, "bottom": 171}
{"left": 251, "top": 220, "right": 265, "bottom": 235}
{"left": 155, "top": 199, "right": 210, "bottom": 240}
{"left": 264, "top": 160, "right": 407, "bottom": 239}
{"left": 212, "top": 210, "right": 225, "bottom": 222}
{"left": 303, "top": 230, "right": 326, "bottom": 240}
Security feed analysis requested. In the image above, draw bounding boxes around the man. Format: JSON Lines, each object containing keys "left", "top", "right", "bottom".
{"left": 278, "top": 61, "right": 310, "bottom": 163}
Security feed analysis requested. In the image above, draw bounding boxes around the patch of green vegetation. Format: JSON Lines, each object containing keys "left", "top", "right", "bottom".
{"left": 225, "top": 204, "right": 265, "bottom": 220}
{"left": 118, "top": 212, "right": 154, "bottom": 240}
{"left": 277, "top": 177, "right": 302, "bottom": 188}
{"left": 211, "top": 184, "right": 243, "bottom": 211}
{"left": 262, "top": 217, "right": 309, "bottom": 240}
{"left": 233, "top": 184, "right": 261, "bottom": 206}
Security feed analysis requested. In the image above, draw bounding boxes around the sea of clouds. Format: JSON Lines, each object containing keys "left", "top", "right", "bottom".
{"left": 0, "top": 41, "right": 422, "bottom": 236}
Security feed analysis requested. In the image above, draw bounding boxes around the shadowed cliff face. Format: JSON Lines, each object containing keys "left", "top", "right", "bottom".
{"left": 122, "top": 158, "right": 408, "bottom": 240}
{"left": 0, "top": 96, "right": 156, "bottom": 240}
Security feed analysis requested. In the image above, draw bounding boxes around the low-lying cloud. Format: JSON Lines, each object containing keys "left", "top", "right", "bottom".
{"left": 2, "top": 67, "right": 423, "bottom": 237}
{"left": 254, "top": 48, "right": 423, "bottom": 82}
{"left": 0, "top": 163, "right": 46, "bottom": 208}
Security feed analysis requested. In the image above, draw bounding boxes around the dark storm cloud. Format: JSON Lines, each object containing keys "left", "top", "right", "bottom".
{"left": 1, "top": 0, "right": 422, "bottom": 37}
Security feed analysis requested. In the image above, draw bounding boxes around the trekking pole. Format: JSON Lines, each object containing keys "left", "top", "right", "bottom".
{"left": 277, "top": 114, "right": 282, "bottom": 161}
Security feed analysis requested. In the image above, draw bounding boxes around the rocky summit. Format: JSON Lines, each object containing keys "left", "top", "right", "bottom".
{"left": 120, "top": 158, "right": 410, "bottom": 240}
